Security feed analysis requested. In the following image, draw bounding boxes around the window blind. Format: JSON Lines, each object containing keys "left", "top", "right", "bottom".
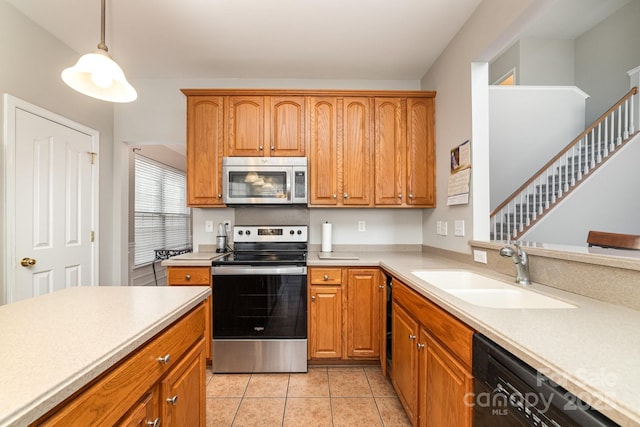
{"left": 134, "top": 154, "right": 190, "bottom": 266}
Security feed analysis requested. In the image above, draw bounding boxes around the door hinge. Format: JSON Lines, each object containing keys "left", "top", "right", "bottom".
{"left": 88, "top": 152, "right": 97, "bottom": 165}
{"left": 90, "top": 231, "right": 95, "bottom": 242}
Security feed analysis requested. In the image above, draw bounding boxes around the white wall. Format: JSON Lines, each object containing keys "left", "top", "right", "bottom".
{"left": 419, "top": 0, "right": 541, "bottom": 254}
{"left": 519, "top": 39, "right": 575, "bottom": 85}
{"left": 575, "top": 0, "right": 640, "bottom": 124}
{"left": 489, "top": 86, "right": 588, "bottom": 208}
{"left": 0, "top": 0, "right": 116, "bottom": 302}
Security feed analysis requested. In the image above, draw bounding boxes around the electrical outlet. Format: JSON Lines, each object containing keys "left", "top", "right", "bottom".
{"left": 205, "top": 220, "right": 214, "bottom": 233}
{"left": 441, "top": 221, "right": 448, "bottom": 236}
{"left": 358, "top": 221, "right": 366, "bottom": 232}
{"left": 223, "top": 220, "right": 231, "bottom": 232}
{"left": 473, "top": 250, "right": 488, "bottom": 264}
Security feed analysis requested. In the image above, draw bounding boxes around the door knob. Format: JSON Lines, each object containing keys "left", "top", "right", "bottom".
{"left": 20, "top": 257, "right": 36, "bottom": 267}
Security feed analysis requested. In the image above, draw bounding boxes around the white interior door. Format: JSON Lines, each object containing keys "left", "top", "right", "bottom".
{"left": 4, "top": 95, "right": 99, "bottom": 303}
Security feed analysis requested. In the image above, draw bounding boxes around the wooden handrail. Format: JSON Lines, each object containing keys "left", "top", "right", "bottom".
{"left": 490, "top": 86, "right": 638, "bottom": 217}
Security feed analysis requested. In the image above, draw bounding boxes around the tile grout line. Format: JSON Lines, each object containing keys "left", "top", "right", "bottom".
{"left": 281, "top": 373, "right": 291, "bottom": 427}
{"left": 364, "top": 368, "right": 387, "bottom": 426}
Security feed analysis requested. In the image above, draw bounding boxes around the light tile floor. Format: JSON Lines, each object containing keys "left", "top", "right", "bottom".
{"left": 205, "top": 366, "right": 411, "bottom": 426}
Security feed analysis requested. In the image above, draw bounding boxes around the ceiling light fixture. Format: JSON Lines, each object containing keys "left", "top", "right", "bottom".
{"left": 61, "top": 0, "right": 137, "bottom": 103}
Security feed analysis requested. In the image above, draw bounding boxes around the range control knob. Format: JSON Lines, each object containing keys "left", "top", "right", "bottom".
{"left": 297, "top": 230, "right": 302, "bottom": 235}
{"left": 245, "top": 230, "right": 251, "bottom": 235}
{"left": 238, "top": 230, "right": 244, "bottom": 236}
{"left": 290, "top": 230, "right": 295, "bottom": 235}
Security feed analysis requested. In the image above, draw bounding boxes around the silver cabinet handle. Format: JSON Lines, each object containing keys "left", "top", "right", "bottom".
{"left": 157, "top": 354, "right": 171, "bottom": 364}
{"left": 217, "top": 193, "right": 222, "bottom": 198}
{"left": 409, "top": 193, "right": 414, "bottom": 199}
{"left": 311, "top": 295, "right": 316, "bottom": 301}
{"left": 259, "top": 145, "right": 264, "bottom": 150}
{"left": 417, "top": 343, "right": 425, "bottom": 350}
{"left": 166, "top": 395, "right": 178, "bottom": 405}
{"left": 398, "top": 193, "right": 403, "bottom": 199}
{"left": 323, "top": 274, "right": 329, "bottom": 281}
{"left": 332, "top": 194, "right": 337, "bottom": 199}
{"left": 343, "top": 193, "right": 349, "bottom": 199}
{"left": 146, "top": 418, "right": 161, "bottom": 427}
{"left": 378, "top": 284, "right": 385, "bottom": 289}
{"left": 409, "top": 334, "right": 416, "bottom": 340}
{"left": 185, "top": 274, "right": 191, "bottom": 281}
{"left": 271, "top": 146, "right": 275, "bottom": 151}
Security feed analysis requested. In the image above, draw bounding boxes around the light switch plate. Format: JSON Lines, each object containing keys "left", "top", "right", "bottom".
{"left": 205, "top": 220, "right": 214, "bottom": 233}
{"left": 454, "top": 220, "right": 465, "bottom": 236}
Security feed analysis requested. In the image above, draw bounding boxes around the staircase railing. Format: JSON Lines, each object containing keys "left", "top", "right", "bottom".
{"left": 490, "top": 86, "right": 638, "bottom": 241}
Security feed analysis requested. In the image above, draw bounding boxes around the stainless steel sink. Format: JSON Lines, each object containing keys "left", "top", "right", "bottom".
{"left": 411, "top": 270, "right": 576, "bottom": 309}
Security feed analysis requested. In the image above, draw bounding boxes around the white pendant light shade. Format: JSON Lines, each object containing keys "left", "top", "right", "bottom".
{"left": 62, "top": 49, "right": 137, "bottom": 103}
{"left": 61, "top": 0, "right": 137, "bottom": 103}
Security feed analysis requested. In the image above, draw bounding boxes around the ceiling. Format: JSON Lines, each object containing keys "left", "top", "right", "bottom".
{"left": 5, "top": 0, "right": 631, "bottom": 81}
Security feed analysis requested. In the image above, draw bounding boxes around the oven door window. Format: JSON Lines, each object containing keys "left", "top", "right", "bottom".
{"left": 213, "top": 274, "right": 307, "bottom": 339}
{"left": 228, "top": 170, "right": 288, "bottom": 200}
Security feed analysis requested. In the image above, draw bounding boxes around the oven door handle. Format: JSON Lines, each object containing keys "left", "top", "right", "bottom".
{"left": 211, "top": 266, "right": 307, "bottom": 275}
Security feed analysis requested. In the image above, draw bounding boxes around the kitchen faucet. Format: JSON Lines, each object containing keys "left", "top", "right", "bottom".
{"left": 499, "top": 242, "right": 531, "bottom": 285}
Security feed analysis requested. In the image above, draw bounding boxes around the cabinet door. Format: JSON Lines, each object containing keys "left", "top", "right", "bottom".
{"left": 116, "top": 389, "right": 158, "bottom": 427}
{"left": 309, "top": 285, "right": 342, "bottom": 359}
{"left": 419, "top": 330, "right": 473, "bottom": 427}
{"left": 270, "top": 96, "right": 305, "bottom": 156}
{"left": 227, "top": 96, "right": 265, "bottom": 156}
{"left": 341, "top": 97, "right": 373, "bottom": 206}
{"left": 391, "top": 302, "right": 419, "bottom": 425}
{"left": 406, "top": 98, "right": 436, "bottom": 207}
{"left": 374, "top": 98, "right": 405, "bottom": 206}
{"left": 161, "top": 338, "right": 206, "bottom": 427}
{"left": 346, "top": 268, "right": 380, "bottom": 358}
{"left": 308, "top": 97, "right": 339, "bottom": 205}
{"left": 186, "top": 96, "right": 224, "bottom": 206}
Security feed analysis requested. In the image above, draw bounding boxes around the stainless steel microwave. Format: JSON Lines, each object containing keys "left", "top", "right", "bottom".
{"left": 222, "top": 157, "right": 308, "bottom": 205}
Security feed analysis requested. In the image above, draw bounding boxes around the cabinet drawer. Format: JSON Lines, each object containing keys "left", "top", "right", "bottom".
{"left": 392, "top": 279, "right": 473, "bottom": 369}
{"left": 167, "top": 267, "right": 211, "bottom": 285}
{"left": 39, "top": 304, "right": 206, "bottom": 426}
{"left": 309, "top": 268, "right": 342, "bottom": 285}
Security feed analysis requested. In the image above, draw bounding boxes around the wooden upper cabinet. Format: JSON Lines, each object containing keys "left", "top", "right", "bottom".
{"left": 342, "top": 97, "right": 373, "bottom": 206}
{"left": 182, "top": 89, "right": 436, "bottom": 208}
{"left": 308, "top": 97, "right": 339, "bottom": 205}
{"left": 308, "top": 97, "right": 372, "bottom": 206}
{"left": 186, "top": 96, "right": 224, "bottom": 207}
{"left": 227, "top": 96, "right": 265, "bottom": 156}
{"left": 374, "top": 98, "right": 405, "bottom": 206}
{"left": 226, "top": 95, "right": 305, "bottom": 157}
{"left": 406, "top": 98, "right": 436, "bottom": 207}
{"left": 270, "top": 96, "right": 305, "bottom": 156}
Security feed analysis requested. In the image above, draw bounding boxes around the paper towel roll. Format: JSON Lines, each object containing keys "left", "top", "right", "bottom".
{"left": 321, "top": 222, "right": 332, "bottom": 252}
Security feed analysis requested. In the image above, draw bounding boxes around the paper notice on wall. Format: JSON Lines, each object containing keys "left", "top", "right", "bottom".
{"left": 447, "top": 168, "right": 470, "bottom": 205}
{"left": 447, "top": 140, "right": 471, "bottom": 205}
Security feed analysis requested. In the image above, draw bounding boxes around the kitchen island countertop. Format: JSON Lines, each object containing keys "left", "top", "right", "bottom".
{"left": 308, "top": 250, "right": 640, "bottom": 427}
{"left": 0, "top": 285, "right": 211, "bottom": 426}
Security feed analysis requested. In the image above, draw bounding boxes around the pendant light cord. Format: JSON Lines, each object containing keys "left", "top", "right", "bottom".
{"left": 97, "top": 0, "right": 108, "bottom": 52}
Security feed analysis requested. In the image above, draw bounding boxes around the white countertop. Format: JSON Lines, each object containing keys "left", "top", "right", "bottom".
{"left": 0, "top": 285, "right": 211, "bottom": 427}
{"left": 309, "top": 251, "right": 640, "bottom": 426}
{"left": 161, "top": 251, "right": 226, "bottom": 267}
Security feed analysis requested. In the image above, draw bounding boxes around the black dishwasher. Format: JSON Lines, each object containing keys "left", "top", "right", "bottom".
{"left": 473, "top": 334, "right": 619, "bottom": 427}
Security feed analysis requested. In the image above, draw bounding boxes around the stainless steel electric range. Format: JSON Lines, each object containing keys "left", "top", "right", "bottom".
{"left": 211, "top": 225, "right": 308, "bottom": 373}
